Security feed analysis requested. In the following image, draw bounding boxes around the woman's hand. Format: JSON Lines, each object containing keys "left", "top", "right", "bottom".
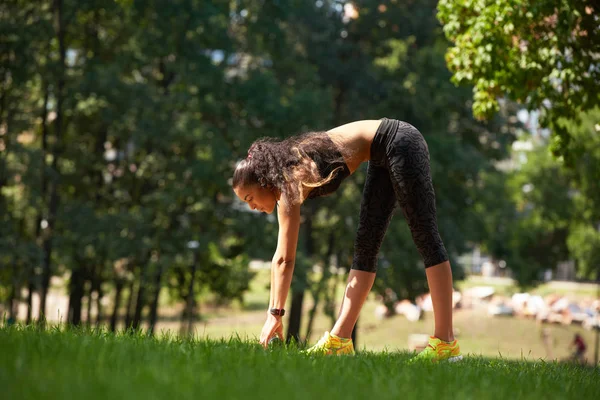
{"left": 259, "top": 313, "right": 284, "bottom": 348}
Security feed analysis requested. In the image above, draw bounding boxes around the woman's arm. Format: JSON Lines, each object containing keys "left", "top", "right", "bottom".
{"left": 269, "top": 200, "right": 301, "bottom": 311}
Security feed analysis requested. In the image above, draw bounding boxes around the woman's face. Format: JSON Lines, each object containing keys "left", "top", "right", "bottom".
{"left": 234, "top": 184, "right": 278, "bottom": 214}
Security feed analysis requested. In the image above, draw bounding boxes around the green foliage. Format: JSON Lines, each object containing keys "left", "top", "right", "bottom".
{"left": 438, "top": 0, "right": 600, "bottom": 283}
{"left": 438, "top": 0, "right": 600, "bottom": 160}
{"left": 0, "top": 1, "right": 521, "bottom": 324}
{"left": 476, "top": 106, "right": 600, "bottom": 284}
{"left": 477, "top": 142, "right": 576, "bottom": 287}
{"left": 564, "top": 108, "right": 600, "bottom": 279}
{"left": 206, "top": 242, "right": 255, "bottom": 305}
{"left": 568, "top": 224, "right": 600, "bottom": 279}
{"left": 6, "top": 0, "right": 597, "bottom": 329}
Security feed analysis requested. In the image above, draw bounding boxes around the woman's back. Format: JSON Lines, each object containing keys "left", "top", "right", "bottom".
{"left": 326, "top": 119, "right": 382, "bottom": 173}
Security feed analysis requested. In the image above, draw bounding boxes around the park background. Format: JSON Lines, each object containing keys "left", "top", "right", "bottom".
{"left": 1, "top": 0, "right": 599, "bottom": 367}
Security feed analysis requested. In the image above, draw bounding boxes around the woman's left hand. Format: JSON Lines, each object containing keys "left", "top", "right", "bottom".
{"left": 259, "top": 314, "right": 284, "bottom": 348}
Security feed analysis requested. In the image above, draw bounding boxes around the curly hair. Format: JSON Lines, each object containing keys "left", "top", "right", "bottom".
{"left": 232, "top": 132, "right": 348, "bottom": 206}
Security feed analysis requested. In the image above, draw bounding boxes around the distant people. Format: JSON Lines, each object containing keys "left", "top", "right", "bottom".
{"left": 233, "top": 119, "right": 461, "bottom": 361}
{"left": 570, "top": 333, "right": 587, "bottom": 364}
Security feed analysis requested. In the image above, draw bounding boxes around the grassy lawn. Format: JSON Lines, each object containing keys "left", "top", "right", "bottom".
{"left": 1, "top": 327, "right": 598, "bottom": 400}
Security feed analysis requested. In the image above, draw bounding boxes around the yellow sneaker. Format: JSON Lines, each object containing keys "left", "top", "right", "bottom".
{"left": 409, "top": 336, "right": 463, "bottom": 363}
{"left": 303, "top": 331, "right": 355, "bottom": 355}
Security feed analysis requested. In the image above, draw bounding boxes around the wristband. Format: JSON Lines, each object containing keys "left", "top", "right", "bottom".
{"left": 269, "top": 308, "right": 285, "bottom": 317}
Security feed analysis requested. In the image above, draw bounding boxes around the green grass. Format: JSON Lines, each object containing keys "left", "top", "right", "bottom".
{"left": 1, "top": 326, "right": 598, "bottom": 400}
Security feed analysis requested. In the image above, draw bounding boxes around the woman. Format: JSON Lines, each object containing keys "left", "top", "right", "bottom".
{"left": 232, "top": 118, "right": 462, "bottom": 362}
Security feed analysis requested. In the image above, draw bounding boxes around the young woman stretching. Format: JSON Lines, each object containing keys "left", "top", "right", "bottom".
{"left": 232, "top": 118, "right": 462, "bottom": 362}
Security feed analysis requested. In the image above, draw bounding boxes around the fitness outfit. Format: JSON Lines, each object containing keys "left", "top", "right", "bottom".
{"left": 308, "top": 118, "right": 448, "bottom": 271}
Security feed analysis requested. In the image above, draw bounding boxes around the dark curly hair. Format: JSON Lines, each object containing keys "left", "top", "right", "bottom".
{"left": 232, "top": 132, "right": 348, "bottom": 206}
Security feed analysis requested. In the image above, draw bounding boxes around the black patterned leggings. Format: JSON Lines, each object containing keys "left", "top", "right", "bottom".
{"left": 351, "top": 118, "right": 448, "bottom": 272}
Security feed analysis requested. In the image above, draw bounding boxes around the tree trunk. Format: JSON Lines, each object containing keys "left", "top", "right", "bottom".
{"left": 40, "top": 0, "right": 66, "bottom": 321}
{"left": 27, "top": 82, "right": 50, "bottom": 326}
{"left": 85, "top": 265, "right": 96, "bottom": 326}
{"left": 124, "top": 270, "right": 137, "bottom": 330}
{"left": 95, "top": 274, "right": 103, "bottom": 327}
{"left": 7, "top": 257, "right": 18, "bottom": 323}
{"left": 85, "top": 282, "right": 93, "bottom": 326}
{"left": 39, "top": 240, "right": 53, "bottom": 322}
{"left": 147, "top": 263, "right": 165, "bottom": 336}
{"left": 6, "top": 290, "right": 15, "bottom": 323}
{"left": 287, "top": 204, "right": 315, "bottom": 344}
{"left": 91, "top": 115, "right": 108, "bottom": 325}
{"left": 7, "top": 286, "right": 16, "bottom": 323}
{"left": 287, "top": 291, "right": 305, "bottom": 344}
{"left": 110, "top": 279, "right": 124, "bottom": 332}
{"left": 323, "top": 252, "right": 342, "bottom": 326}
{"left": 181, "top": 252, "right": 199, "bottom": 336}
{"left": 67, "top": 263, "right": 85, "bottom": 326}
{"left": 332, "top": 86, "right": 347, "bottom": 126}
{"left": 304, "top": 232, "right": 335, "bottom": 341}
{"left": 26, "top": 277, "right": 34, "bottom": 324}
{"left": 304, "top": 287, "right": 323, "bottom": 341}
{"left": 131, "top": 263, "right": 150, "bottom": 331}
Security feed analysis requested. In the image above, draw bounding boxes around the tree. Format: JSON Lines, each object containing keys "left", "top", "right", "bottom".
{"left": 438, "top": 0, "right": 600, "bottom": 161}
{"left": 1, "top": 1, "right": 535, "bottom": 345}
{"left": 503, "top": 144, "right": 574, "bottom": 286}
{"left": 0, "top": 0, "right": 54, "bottom": 322}
{"left": 0, "top": 0, "right": 260, "bottom": 331}
{"left": 565, "top": 108, "right": 600, "bottom": 280}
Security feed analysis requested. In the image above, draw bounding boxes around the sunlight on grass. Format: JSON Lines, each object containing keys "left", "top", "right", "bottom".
{"left": 0, "top": 326, "right": 598, "bottom": 400}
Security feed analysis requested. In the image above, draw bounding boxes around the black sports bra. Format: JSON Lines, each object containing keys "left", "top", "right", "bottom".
{"left": 305, "top": 137, "right": 351, "bottom": 199}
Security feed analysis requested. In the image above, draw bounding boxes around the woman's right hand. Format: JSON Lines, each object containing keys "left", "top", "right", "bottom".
{"left": 259, "top": 314, "right": 284, "bottom": 349}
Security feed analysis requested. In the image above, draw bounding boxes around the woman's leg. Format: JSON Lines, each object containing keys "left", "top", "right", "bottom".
{"left": 330, "top": 270, "right": 376, "bottom": 338}
{"left": 389, "top": 122, "right": 454, "bottom": 342}
{"left": 331, "top": 161, "right": 397, "bottom": 338}
{"left": 425, "top": 261, "right": 454, "bottom": 342}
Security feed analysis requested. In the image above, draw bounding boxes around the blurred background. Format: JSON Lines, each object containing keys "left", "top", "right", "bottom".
{"left": 1, "top": 1, "right": 598, "bottom": 365}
